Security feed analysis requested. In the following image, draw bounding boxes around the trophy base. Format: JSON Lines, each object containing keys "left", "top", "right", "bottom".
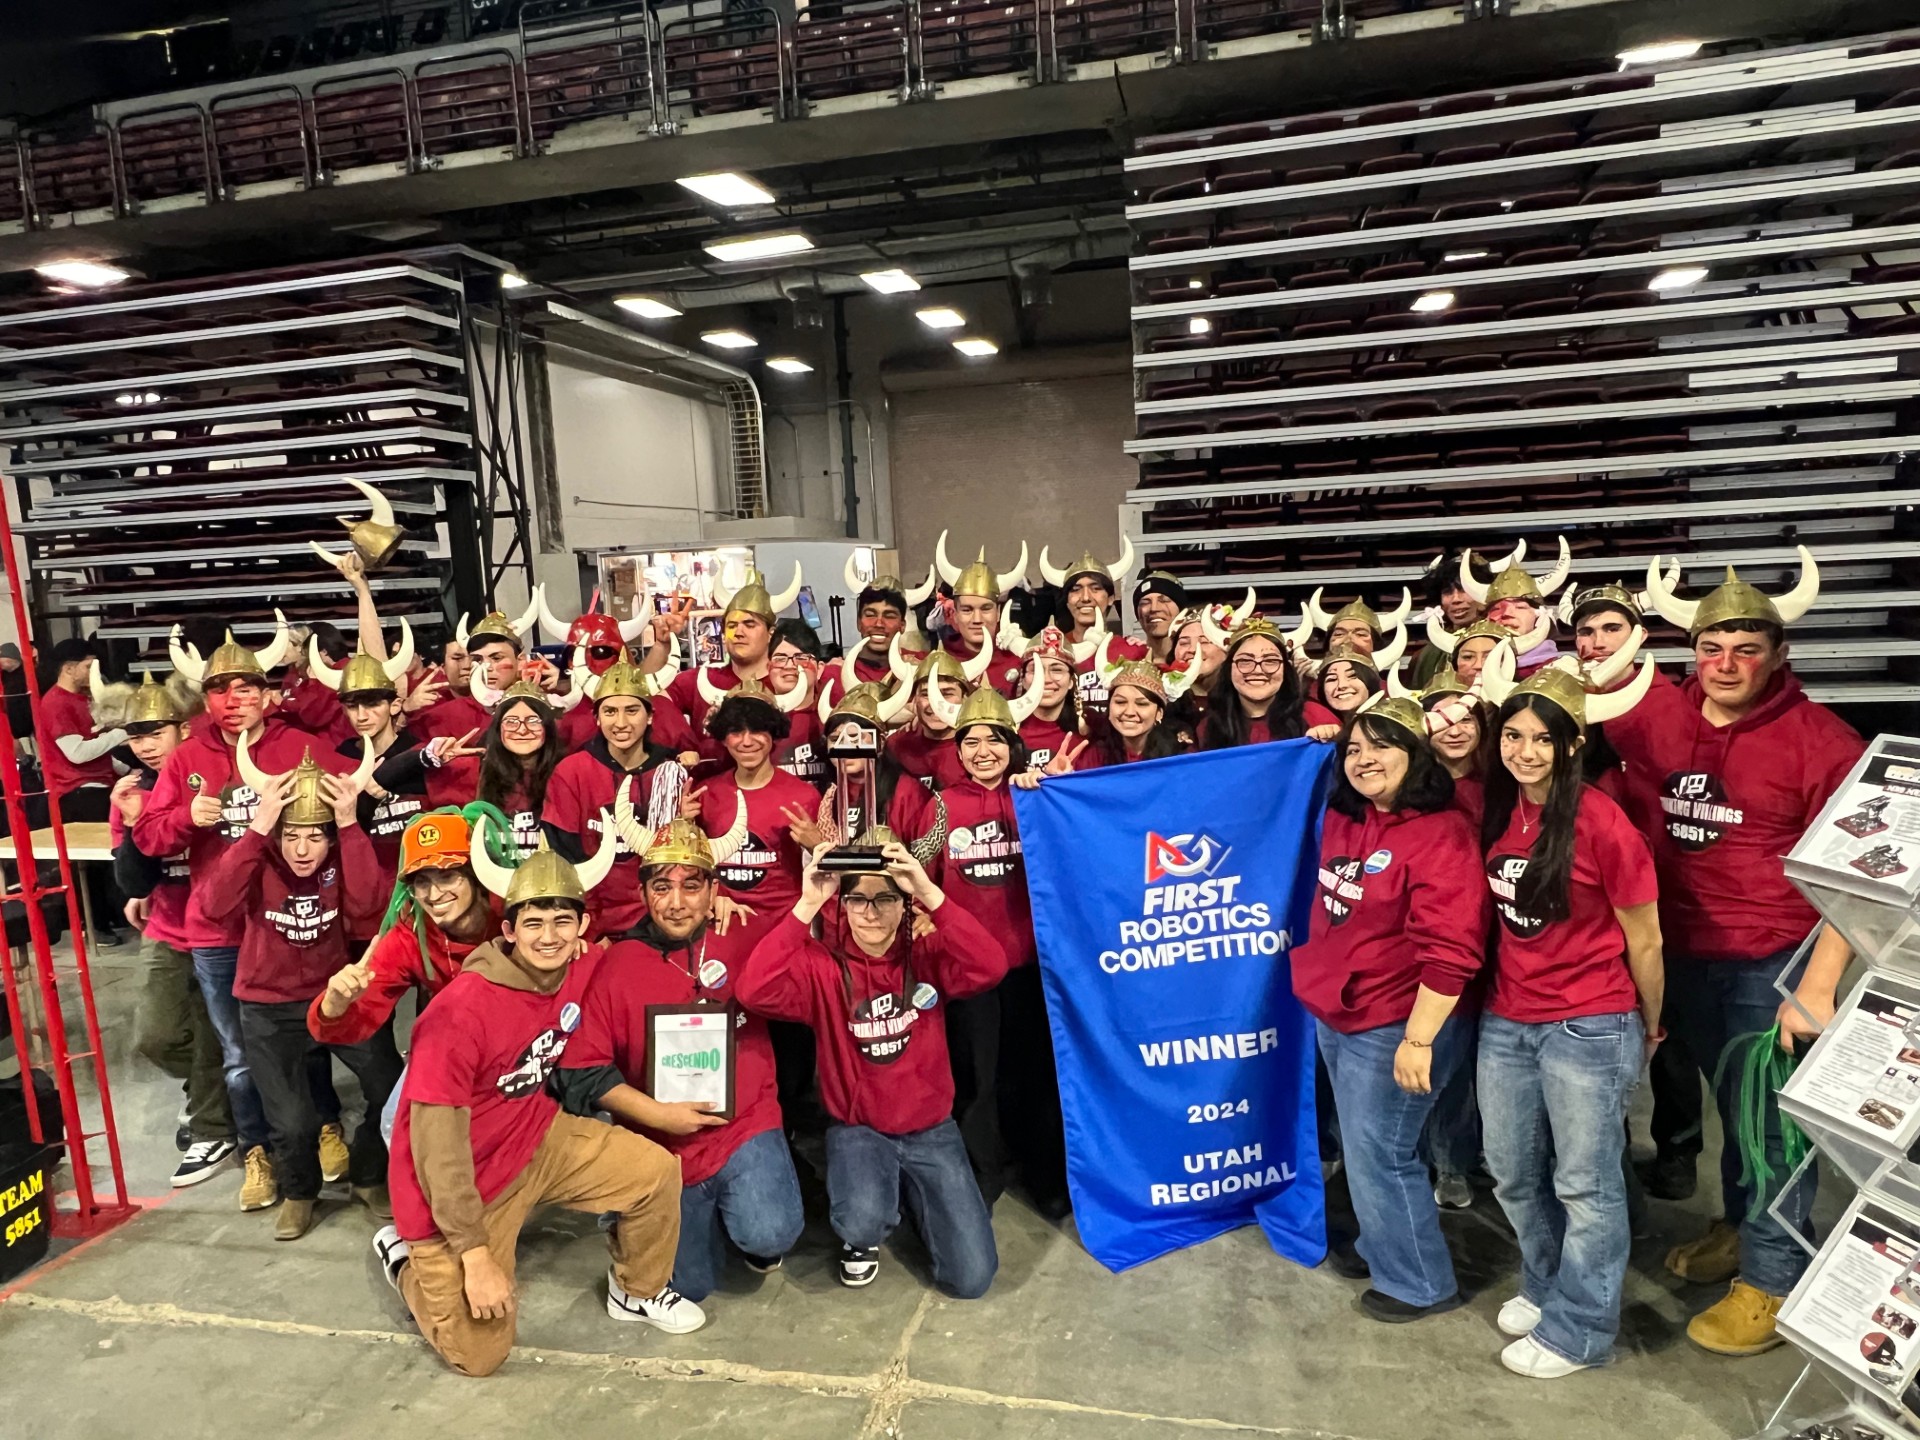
{"left": 817, "top": 845, "right": 889, "bottom": 873}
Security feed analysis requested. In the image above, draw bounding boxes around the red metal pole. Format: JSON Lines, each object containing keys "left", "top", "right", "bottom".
{"left": 0, "top": 482, "right": 136, "bottom": 1235}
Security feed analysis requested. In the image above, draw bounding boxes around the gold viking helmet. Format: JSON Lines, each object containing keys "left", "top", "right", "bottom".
{"left": 640, "top": 818, "right": 723, "bottom": 872}
{"left": 309, "top": 479, "right": 404, "bottom": 574}
{"left": 1037, "top": 535, "right": 1136, "bottom": 592}
{"left": 1320, "top": 642, "right": 1382, "bottom": 685}
{"left": 1460, "top": 535, "right": 1572, "bottom": 609}
{"left": 1644, "top": 546, "right": 1820, "bottom": 638}
{"left": 934, "top": 530, "right": 1029, "bottom": 603}
{"left": 591, "top": 657, "right": 652, "bottom": 706}
{"left": 1476, "top": 644, "right": 1657, "bottom": 735}
{"left": 614, "top": 774, "right": 748, "bottom": 872}
{"left": 496, "top": 679, "right": 551, "bottom": 709}
{"left": 913, "top": 648, "right": 968, "bottom": 690}
{"left": 469, "top": 818, "right": 618, "bottom": 910}
{"left": 1226, "top": 614, "right": 1288, "bottom": 653}
{"left": 825, "top": 682, "right": 886, "bottom": 729}
{"left": 127, "top": 672, "right": 185, "bottom": 728}
{"left": 1353, "top": 692, "right": 1432, "bottom": 742}
{"left": 719, "top": 563, "right": 805, "bottom": 623}
{"left": 948, "top": 685, "right": 1019, "bottom": 735}
{"left": 282, "top": 750, "right": 335, "bottom": 828}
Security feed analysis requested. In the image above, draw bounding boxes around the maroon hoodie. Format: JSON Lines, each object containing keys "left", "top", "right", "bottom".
{"left": 737, "top": 904, "right": 1008, "bottom": 1135}
{"left": 1603, "top": 667, "right": 1863, "bottom": 960}
{"left": 204, "top": 825, "right": 383, "bottom": 1004}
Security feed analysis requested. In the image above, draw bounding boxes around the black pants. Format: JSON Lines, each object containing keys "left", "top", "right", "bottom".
{"left": 946, "top": 986, "right": 1006, "bottom": 1204}
{"left": 239, "top": 1000, "right": 402, "bottom": 1201}
{"left": 996, "top": 964, "right": 1068, "bottom": 1208}
{"left": 51, "top": 784, "right": 125, "bottom": 934}
{"left": 769, "top": 1019, "right": 822, "bottom": 1134}
{"left": 1649, "top": 994, "right": 1703, "bottom": 1160}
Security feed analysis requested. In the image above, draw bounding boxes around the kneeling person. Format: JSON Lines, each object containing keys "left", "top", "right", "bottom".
{"left": 373, "top": 827, "right": 701, "bottom": 1378}
{"left": 556, "top": 792, "right": 805, "bottom": 1301}
{"left": 737, "top": 837, "right": 1010, "bottom": 1296}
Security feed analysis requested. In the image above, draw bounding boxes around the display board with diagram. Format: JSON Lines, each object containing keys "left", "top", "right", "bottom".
{"left": 1759, "top": 738, "right": 1920, "bottom": 1439}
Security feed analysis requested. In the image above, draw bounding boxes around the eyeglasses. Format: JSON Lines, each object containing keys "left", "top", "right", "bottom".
{"left": 767, "top": 652, "right": 801, "bottom": 670}
{"left": 1232, "top": 657, "right": 1285, "bottom": 675}
{"left": 501, "top": 716, "right": 546, "bottom": 735}
{"left": 842, "top": 893, "right": 904, "bottom": 915}
{"left": 408, "top": 869, "right": 466, "bottom": 898}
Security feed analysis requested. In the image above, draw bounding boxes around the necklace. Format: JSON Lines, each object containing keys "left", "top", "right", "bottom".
{"left": 1517, "top": 796, "right": 1538, "bottom": 835}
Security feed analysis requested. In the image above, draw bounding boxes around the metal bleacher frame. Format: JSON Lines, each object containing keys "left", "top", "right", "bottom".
{"left": 1118, "top": 28, "right": 1920, "bottom": 713}
{"left": 0, "top": 249, "right": 534, "bottom": 668}
{"left": 0, "top": 0, "right": 1473, "bottom": 231}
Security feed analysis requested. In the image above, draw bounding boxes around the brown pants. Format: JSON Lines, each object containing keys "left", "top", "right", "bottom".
{"left": 400, "top": 1113, "right": 681, "bottom": 1377}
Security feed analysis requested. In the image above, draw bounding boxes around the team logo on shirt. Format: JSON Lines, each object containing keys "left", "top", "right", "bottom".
{"left": 371, "top": 792, "right": 423, "bottom": 838}
{"left": 948, "top": 820, "right": 1023, "bottom": 886}
{"left": 1485, "top": 855, "right": 1547, "bottom": 938}
{"left": 497, "top": 1027, "right": 571, "bottom": 1097}
{"left": 1316, "top": 857, "right": 1364, "bottom": 925}
{"left": 848, "top": 989, "right": 920, "bottom": 1063}
{"left": 218, "top": 781, "right": 261, "bottom": 842}
{"left": 718, "top": 831, "right": 777, "bottom": 889}
{"left": 1661, "top": 771, "right": 1743, "bottom": 851}
{"left": 265, "top": 892, "right": 338, "bottom": 946}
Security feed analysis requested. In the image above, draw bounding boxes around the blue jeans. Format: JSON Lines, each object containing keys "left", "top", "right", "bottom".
{"left": 1422, "top": 1012, "right": 1482, "bottom": 1178}
{"left": 1666, "top": 948, "right": 1815, "bottom": 1297}
{"left": 674, "top": 1127, "right": 806, "bottom": 1301}
{"left": 191, "top": 946, "right": 269, "bottom": 1153}
{"left": 381, "top": 1062, "right": 406, "bottom": 1146}
{"left": 1479, "top": 1011, "right": 1644, "bottom": 1365}
{"left": 1317, "top": 1016, "right": 1469, "bottom": 1307}
{"left": 825, "top": 1118, "right": 997, "bottom": 1299}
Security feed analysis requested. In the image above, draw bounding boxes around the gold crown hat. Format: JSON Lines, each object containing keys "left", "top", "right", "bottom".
{"left": 168, "top": 610, "right": 294, "bottom": 687}
{"left": 309, "top": 478, "right": 405, "bottom": 574}
{"left": 716, "top": 562, "right": 805, "bottom": 624}
{"left": 470, "top": 814, "right": 617, "bottom": 908}
{"left": 1352, "top": 691, "right": 1437, "bottom": 743}
{"left": 307, "top": 618, "right": 415, "bottom": 699}
{"left": 1475, "top": 637, "right": 1656, "bottom": 734}
{"left": 1459, "top": 535, "right": 1572, "bottom": 609}
{"left": 1302, "top": 587, "right": 1414, "bottom": 641}
{"left": 611, "top": 773, "right": 748, "bottom": 872}
{"left": 934, "top": 530, "right": 1029, "bottom": 603}
{"left": 843, "top": 551, "right": 939, "bottom": 608}
{"left": 454, "top": 590, "right": 541, "bottom": 651}
{"left": 696, "top": 663, "right": 811, "bottom": 716}
{"left": 926, "top": 666, "right": 1048, "bottom": 733}
{"left": 1644, "top": 545, "right": 1819, "bottom": 637}
{"left": 1037, "top": 535, "right": 1135, "bottom": 592}
{"left": 591, "top": 656, "right": 654, "bottom": 706}
{"left": 234, "top": 735, "right": 378, "bottom": 823}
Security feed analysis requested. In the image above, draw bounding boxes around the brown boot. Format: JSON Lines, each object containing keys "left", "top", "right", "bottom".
{"left": 1665, "top": 1220, "right": 1740, "bottom": 1285}
{"left": 352, "top": 1183, "right": 392, "bottom": 1221}
{"left": 274, "top": 1198, "right": 317, "bottom": 1242}
{"left": 1687, "top": 1281, "right": 1785, "bottom": 1356}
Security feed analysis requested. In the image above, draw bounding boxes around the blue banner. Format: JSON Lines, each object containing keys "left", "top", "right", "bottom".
{"left": 1014, "top": 741, "right": 1334, "bottom": 1273}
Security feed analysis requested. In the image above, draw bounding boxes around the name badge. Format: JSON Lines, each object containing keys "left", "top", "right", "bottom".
{"left": 912, "top": 982, "right": 939, "bottom": 1012}
{"left": 698, "top": 958, "right": 729, "bottom": 990}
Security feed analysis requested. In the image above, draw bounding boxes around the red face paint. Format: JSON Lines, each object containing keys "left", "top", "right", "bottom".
{"left": 204, "top": 681, "right": 264, "bottom": 736}
{"left": 1487, "top": 598, "right": 1539, "bottom": 634}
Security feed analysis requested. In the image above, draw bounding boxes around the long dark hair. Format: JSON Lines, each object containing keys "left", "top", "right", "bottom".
{"left": 1481, "top": 693, "right": 1584, "bottom": 923}
{"left": 479, "top": 695, "right": 562, "bottom": 815}
{"left": 1326, "top": 713, "right": 1455, "bottom": 821}
{"left": 1424, "top": 696, "right": 1496, "bottom": 781}
{"left": 1094, "top": 695, "right": 1187, "bottom": 764}
{"left": 1320, "top": 658, "right": 1382, "bottom": 718}
{"left": 1202, "top": 639, "right": 1307, "bottom": 749}
{"left": 954, "top": 722, "right": 1030, "bottom": 779}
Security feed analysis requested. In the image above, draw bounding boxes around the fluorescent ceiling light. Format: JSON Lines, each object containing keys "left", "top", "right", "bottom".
{"left": 615, "top": 296, "right": 682, "bottom": 319}
{"left": 1648, "top": 265, "right": 1709, "bottom": 292}
{"left": 1187, "top": 278, "right": 1205, "bottom": 290}
{"left": 677, "top": 172, "right": 775, "bottom": 208}
{"left": 766, "top": 357, "right": 813, "bottom": 374}
{"left": 36, "top": 259, "right": 130, "bottom": 288}
{"left": 702, "top": 232, "right": 813, "bottom": 262}
{"left": 701, "top": 329, "right": 757, "bottom": 349}
{"left": 953, "top": 338, "right": 999, "bottom": 357}
{"left": 1443, "top": 249, "right": 1490, "bottom": 263}
{"left": 916, "top": 306, "right": 965, "bottom": 330}
{"left": 1411, "top": 290, "right": 1455, "bottom": 313}
{"left": 1617, "top": 39, "right": 1702, "bottom": 65}
{"left": 859, "top": 269, "right": 920, "bottom": 294}
{"left": 1188, "top": 317, "right": 1212, "bottom": 335}
{"left": 498, "top": 272, "right": 529, "bottom": 289}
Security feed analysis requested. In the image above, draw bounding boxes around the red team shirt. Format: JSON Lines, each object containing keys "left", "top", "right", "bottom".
{"left": 937, "top": 776, "right": 1036, "bottom": 968}
{"left": 110, "top": 771, "right": 192, "bottom": 950}
{"left": 39, "top": 684, "right": 116, "bottom": 798}
{"left": 568, "top": 923, "right": 778, "bottom": 1185}
{"left": 203, "top": 826, "right": 383, "bottom": 1005}
{"left": 1292, "top": 806, "right": 1489, "bottom": 1033}
{"left": 1484, "top": 786, "right": 1658, "bottom": 1024}
{"left": 389, "top": 945, "right": 607, "bottom": 1244}
{"left": 699, "top": 769, "right": 820, "bottom": 945}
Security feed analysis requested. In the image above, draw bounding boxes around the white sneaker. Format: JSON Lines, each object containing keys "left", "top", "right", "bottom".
{"left": 838, "top": 1244, "right": 879, "bottom": 1288}
{"left": 1500, "top": 1334, "right": 1595, "bottom": 1379}
{"left": 1497, "top": 1295, "right": 1543, "bottom": 1337}
{"left": 371, "top": 1224, "right": 411, "bottom": 1294}
{"left": 606, "top": 1271, "right": 706, "bottom": 1333}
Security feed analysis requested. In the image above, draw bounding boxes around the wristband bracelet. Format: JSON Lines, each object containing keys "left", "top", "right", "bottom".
{"left": 1401, "top": 1037, "right": 1431, "bottom": 1049}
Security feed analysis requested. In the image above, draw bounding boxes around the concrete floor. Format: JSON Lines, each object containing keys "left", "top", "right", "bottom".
{"left": 1, "top": 937, "right": 1816, "bottom": 1440}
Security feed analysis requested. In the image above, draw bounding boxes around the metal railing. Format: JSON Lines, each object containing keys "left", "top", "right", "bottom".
{"left": 0, "top": 0, "right": 1455, "bottom": 228}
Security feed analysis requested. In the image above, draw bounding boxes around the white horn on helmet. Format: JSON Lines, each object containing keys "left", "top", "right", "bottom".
{"left": 1512, "top": 613, "right": 1553, "bottom": 655}
{"left": 1304, "top": 587, "right": 1333, "bottom": 633}
{"left": 1378, "top": 587, "right": 1413, "bottom": 630}
{"left": 1425, "top": 612, "right": 1461, "bottom": 656}
{"left": 1007, "top": 655, "right": 1048, "bottom": 725}
{"left": 844, "top": 553, "right": 865, "bottom": 594}
{"left": 1459, "top": 552, "right": 1491, "bottom": 606}
{"left": 888, "top": 633, "right": 918, "bottom": 686}
{"left": 307, "top": 635, "right": 344, "bottom": 690}
{"left": 1069, "top": 611, "right": 1109, "bottom": 663}
{"left": 1774, "top": 545, "right": 1820, "bottom": 623}
{"left": 618, "top": 604, "right": 650, "bottom": 644}
{"left": 1644, "top": 554, "right": 1696, "bottom": 631}
{"left": 838, "top": 648, "right": 862, "bottom": 698}
{"left": 573, "top": 810, "right": 619, "bottom": 892}
{"left": 169, "top": 625, "right": 206, "bottom": 683}
{"left": 1386, "top": 659, "right": 1416, "bottom": 699}
{"left": 1494, "top": 538, "right": 1526, "bottom": 573}
{"left": 773, "top": 666, "right": 811, "bottom": 714}
{"left": 709, "top": 792, "right": 750, "bottom": 867}
{"left": 1555, "top": 585, "right": 1577, "bottom": 628}
{"left": 1373, "top": 622, "right": 1409, "bottom": 671}
{"left": 349, "top": 736, "right": 379, "bottom": 790}
{"left": 1200, "top": 605, "right": 1234, "bottom": 651}
{"left": 876, "top": 679, "right": 915, "bottom": 725}
{"left": 253, "top": 610, "right": 293, "bottom": 671}
{"left": 453, "top": 614, "right": 471, "bottom": 648}
{"left": 959, "top": 636, "right": 994, "bottom": 684}
{"left": 1095, "top": 631, "right": 1124, "bottom": 680}
{"left": 996, "top": 543, "right": 1030, "bottom": 594}
{"left": 235, "top": 729, "right": 278, "bottom": 800}
{"left": 509, "top": 589, "right": 541, "bottom": 641}
{"left": 1477, "top": 637, "right": 1519, "bottom": 707}
{"left": 1583, "top": 625, "right": 1646, "bottom": 690}
{"left": 1586, "top": 656, "right": 1657, "bottom": 726}
{"left": 1538, "top": 535, "right": 1572, "bottom": 598}
{"left": 925, "top": 680, "right": 963, "bottom": 730}
{"left": 545, "top": 648, "right": 587, "bottom": 713}
{"left": 1110, "top": 535, "right": 1135, "bottom": 580}
{"left": 382, "top": 618, "right": 415, "bottom": 681}
{"left": 935, "top": 530, "right": 963, "bottom": 587}
{"left": 1632, "top": 558, "right": 1682, "bottom": 615}
{"left": 766, "top": 563, "right": 804, "bottom": 615}
{"left": 468, "top": 815, "right": 516, "bottom": 899}
{"left": 696, "top": 667, "right": 729, "bottom": 711}
{"left": 470, "top": 667, "right": 505, "bottom": 709}
{"left": 904, "top": 564, "right": 937, "bottom": 607}
{"left": 1036, "top": 545, "right": 1068, "bottom": 589}
{"left": 1284, "top": 608, "right": 1314, "bottom": 654}
{"left": 613, "top": 774, "right": 649, "bottom": 853}
{"left": 536, "top": 584, "right": 572, "bottom": 646}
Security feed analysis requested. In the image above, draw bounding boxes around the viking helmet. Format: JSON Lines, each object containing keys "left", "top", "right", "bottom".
{"left": 235, "top": 735, "right": 377, "bottom": 823}
{"left": 309, "top": 478, "right": 405, "bottom": 574}
{"left": 118, "top": 671, "right": 185, "bottom": 729}
{"left": 591, "top": 657, "right": 653, "bottom": 707}
{"left": 1476, "top": 643, "right": 1656, "bottom": 733}
{"left": 1352, "top": 692, "right": 1437, "bottom": 743}
{"left": 455, "top": 592, "right": 541, "bottom": 651}
{"left": 848, "top": 552, "right": 938, "bottom": 608}
{"left": 1461, "top": 535, "right": 1572, "bottom": 608}
{"left": 697, "top": 666, "right": 810, "bottom": 716}
{"left": 1304, "top": 588, "right": 1414, "bottom": 640}
{"left": 470, "top": 818, "right": 617, "bottom": 908}
{"left": 716, "top": 563, "right": 804, "bottom": 624}
{"left": 536, "top": 584, "right": 650, "bottom": 651}
{"left": 935, "top": 531, "right": 1029, "bottom": 603}
{"left": 927, "top": 680, "right": 1044, "bottom": 736}
{"left": 614, "top": 773, "right": 748, "bottom": 872}
{"left": 170, "top": 611, "right": 293, "bottom": 686}
{"left": 1037, "top": 536, "right": 1135, "bottom": 592}
{"left": 308, "top": 618, "right": 415, "bottom": 699}
{"left": 1644, "top": 546, "right": 1819, "bottom": 637}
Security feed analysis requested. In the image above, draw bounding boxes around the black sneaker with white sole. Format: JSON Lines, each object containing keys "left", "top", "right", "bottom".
{"left": 838, "top": 1244, "right": 879, "bottom": 1288}
{"left": 371, "top": 1224, "right": 411, "bottom": 1293}
{"left": 606, "top": 1271, "right": 707, "bottom": 1333}
{"left": 170, "top": 1139, "right": 237, "bottom": 1188}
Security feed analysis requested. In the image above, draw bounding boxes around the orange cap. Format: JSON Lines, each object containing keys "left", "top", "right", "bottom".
{"left": 398, "top": 813, "right": 472, "bottom": 877}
